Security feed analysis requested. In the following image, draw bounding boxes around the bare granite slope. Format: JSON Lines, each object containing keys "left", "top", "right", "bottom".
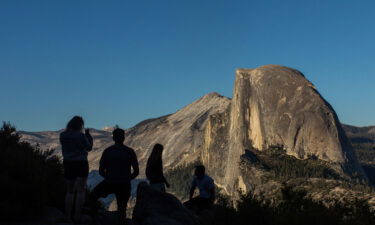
{"left": 20, "top": 92, "right": 231, "bottom": 173}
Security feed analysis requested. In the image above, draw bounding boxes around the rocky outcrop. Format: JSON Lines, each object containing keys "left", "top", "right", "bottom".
{"left": 226, "top": 65, "right": 364, "bottom": 189}
{"left": 133, "top": 182, "right": 199, "bottom": 225}
{"left": 230, "top": 65, "right": 357, "bottom": 162}
{"left": 203, "top": 65, "right": 365, "bottom": 193}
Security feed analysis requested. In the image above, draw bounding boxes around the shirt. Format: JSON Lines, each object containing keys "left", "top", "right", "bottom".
{"left": 99, "top": 144, "right": 139, "bottom": 184}
{"left": 192, "top": 175, "right": 215, "bottom": 199}
{"left": 60, "top": 130, "right": 93, "bottom": 161}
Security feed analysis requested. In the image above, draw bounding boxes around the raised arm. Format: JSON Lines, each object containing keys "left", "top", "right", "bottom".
{"left": 84, "top": 129, "right": 93, "bottom": 151}
{"left": 130, "top": 150, "right": 139, "bottom": 180}
{"left": 79, "top": 131, "right": 93, "bottom": 152}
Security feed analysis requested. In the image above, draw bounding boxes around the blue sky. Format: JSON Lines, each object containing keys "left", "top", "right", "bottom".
{"left": 0, "top": 0, "right": 374, "bottom": 131}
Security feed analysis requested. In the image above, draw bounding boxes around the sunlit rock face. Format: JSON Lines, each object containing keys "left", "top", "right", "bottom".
{"left": 123, "top": 92, "right": 231, "bottom": 173}
{"left": 211, "top": 65, "right": 365, "bottom": 193}
{"left": 231, "top": 65, "right": 352, "bottom": 161}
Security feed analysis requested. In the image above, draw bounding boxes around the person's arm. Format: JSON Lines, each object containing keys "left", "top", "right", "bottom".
{"left": 207, "top": 178, "right": 216, "bottom": 203}
{"left": 163, "top": 175, "right": 170, "bottom": 188}
{"left": 99, "top": 150, "right": 107, "bottom": 177}
{"left": 209, "top": 187, "right": 216, "bottom": 203}
{"left": 85, "top": 129, "right": 93, "bottom": 151}
{"left": 159, "top": 161, "right": 170, "bottom": 188}
{"left": 189, "top": 180, "right": 197, "bottom": 200}
{"left": 130, "top": 150, "right": 139, "bottom": 180}
{"left": 79, "top": 131, "right": 93, "bottom": 152}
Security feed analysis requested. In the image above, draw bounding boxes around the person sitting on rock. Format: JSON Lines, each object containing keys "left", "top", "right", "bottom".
{"left": 185, "top": 165, "right": 215, "bottom": 213}
{"left": 146, "top": 143, "right": 170, "bottom": 192}
{"left": 90, "top": 128, "right": 139, "bottom": 224}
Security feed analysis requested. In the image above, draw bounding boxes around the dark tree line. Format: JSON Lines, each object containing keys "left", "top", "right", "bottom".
{"left": 0, "top": 123, "right": 65, "bottom": 221}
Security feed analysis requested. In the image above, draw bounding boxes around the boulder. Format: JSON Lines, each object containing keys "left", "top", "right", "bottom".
{"left": 133, "top": 182, "right": 200, "bottom": 225}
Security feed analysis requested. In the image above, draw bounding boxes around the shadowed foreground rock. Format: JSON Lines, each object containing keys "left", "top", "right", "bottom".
{"left": 133, "top": 182, "right": 200, "bottom": 225}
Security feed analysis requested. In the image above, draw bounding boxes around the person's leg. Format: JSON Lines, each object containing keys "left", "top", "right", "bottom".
{"left": 65, "top": 179, "right": 75, "bottom": 222}
{"left": 115, "top": 183, "right": 131, "bottom": 224}
{"left": 89, "top": 180, "right": 111, "bottom": 216}
{"left": 184, "top": 197, "right": 200, "bottom": 212}
{"left": 199, "top": 197, "right": 213, "bottom": 212}
{"left": 73, "top": 177, "right": 87, "bottom": 222}
{"left": 72, "top": 160, "right": 90, "bottom": 223}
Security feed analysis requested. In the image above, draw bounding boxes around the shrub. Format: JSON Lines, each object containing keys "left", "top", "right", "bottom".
{"left": 246, "top": 146, "right": 342, "bottom": 180}
{"left": 0, "top": 123, "right": 65, "bottom": 221}
{"left": 164, "top": 161, "right": 201, "bottom": 199}
{"left": 208, "top": 187, "right": 374, "bottom": 225}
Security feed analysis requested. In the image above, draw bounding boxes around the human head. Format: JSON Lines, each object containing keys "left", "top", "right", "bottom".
{"left": 194, "top": 165, "right": 206, "bottom": 179}
{"left": 152, "top": 143, "right": 164, "bottom": 155}
{"left": 112, "top": 128, "right": 125, "bottom": 144}
{"left": 66, "top": 116, "right": 84, "bottom": 131}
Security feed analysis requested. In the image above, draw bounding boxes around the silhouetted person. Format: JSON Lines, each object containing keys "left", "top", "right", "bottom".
{"left": 184, "top": 165, "right": 215, "bottom": 213}
{"left": 146, "top": 144, "right": 170, "bottom": 192}
{"left": 60, "top": 116, "right": 93, "bottom": 223}
{"left": 90, "top": 128, "right": 139, "bottom": 224}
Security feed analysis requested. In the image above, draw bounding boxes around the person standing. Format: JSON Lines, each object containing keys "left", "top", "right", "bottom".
{"left": 145, "top": 144, "right": 170, "bottom": 192}
{"left": 60, "top": 116, "right": 93, "bottom": 223}
{"left": 90, "top": 128, "right": 139, "bottom": 224}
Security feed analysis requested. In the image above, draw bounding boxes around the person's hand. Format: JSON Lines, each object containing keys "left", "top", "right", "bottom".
{"left": 85, "top": 128, "right": 90, "bottom": 135}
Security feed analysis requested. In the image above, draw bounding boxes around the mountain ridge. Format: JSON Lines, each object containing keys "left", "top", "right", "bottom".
{"left": 19, "top": 65, "right": 371, "bottom": 197}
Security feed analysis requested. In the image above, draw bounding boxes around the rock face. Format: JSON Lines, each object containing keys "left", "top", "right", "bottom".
{"left": 124, "top": 93, "right": 230, "bottom": 172}
{"left": 20, "top": 65, "right": 366, "bottom": 196}
{"left": 231, "top": 65, "right": 354, "bottom": 162}
{"left": 220, "top": 65, "right": 364, "bottom": 192}
{"left": 133, "top": 182, "right": 199, "bottom": 225}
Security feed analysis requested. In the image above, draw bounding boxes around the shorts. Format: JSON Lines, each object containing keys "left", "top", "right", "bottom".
{"left": 63, "top": 160, "right": 89, "bottom": 180}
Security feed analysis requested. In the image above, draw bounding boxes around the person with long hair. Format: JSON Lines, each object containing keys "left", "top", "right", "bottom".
{"left": 60, "top": 116, "right": 93, "bottom": 223}
{"left": 146, "top": 144, "right": 170, "bottom": 192}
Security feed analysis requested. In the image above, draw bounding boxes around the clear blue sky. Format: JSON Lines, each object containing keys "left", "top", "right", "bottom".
{"left": 1, "top": 0, "right": 374, "bottom": 131}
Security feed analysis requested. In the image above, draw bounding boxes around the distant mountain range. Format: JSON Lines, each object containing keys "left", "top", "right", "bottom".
{"left": 19, "top": 122, "right": 375, "bottom": 169}
{"left": 342, "top": 124, "right": 375, "bottom": 143}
